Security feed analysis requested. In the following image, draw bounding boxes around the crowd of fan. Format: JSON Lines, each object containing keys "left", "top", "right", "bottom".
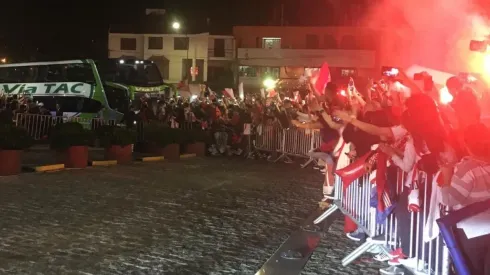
{"left": 0, "top": 95, "right": 54, "bottom": 123}
{"left": 2, "top": 73, "right": 489, "bottom": 274}
{"left": 286, "top": 75, "right": 489, "bottom": 275}
{"left": 127, "top": 92, "right": 314, "bottom": 156}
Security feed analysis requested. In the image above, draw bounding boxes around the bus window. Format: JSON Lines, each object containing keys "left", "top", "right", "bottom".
{"left": 115, "top": 64, "right": 163, "bottom": 87}
{"left": 104, "top": 84, "right": 129, "bottom": 113}
{"left": 0, "top": 63, "right": 95, "bottom": 84}
{"left": 97, "top": 60, "right": 163, "bottom": 87}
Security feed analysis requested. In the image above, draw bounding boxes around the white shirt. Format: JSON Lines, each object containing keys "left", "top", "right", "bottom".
{"left": 389, "top": 126, "right": 419, "bottom": 187}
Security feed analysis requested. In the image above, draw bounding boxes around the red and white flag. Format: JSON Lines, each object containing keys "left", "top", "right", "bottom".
{"left": 311, "top": 62, "right": 331, "bottom": 95}
{"left": 267, "top": 89, "right": 278, "bottom": 98}
{"left": 223, "top": 88, "right": 235, "bottom": 99}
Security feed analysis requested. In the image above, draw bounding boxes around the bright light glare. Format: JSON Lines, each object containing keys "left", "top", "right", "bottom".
{"left": 191, "top": 95, "right": 198, "bottom": 101}
{"left": 172, "top": 22, "right": 181, "bottom": 30}
{"left": 263, "top": 78, "right": 276, "bottom": 89}
{"left": 483, "top": 53, "right": 490, "bottom": 75}
{"left": 387, "top": 68, "right": 399, "bottom": 76}
{"left": 467, "top": 75, "right": 477, "bottom": 82}
{"left": 439, "top": 86, "right": 454, "bottom": 105}
{"left": 339, "top": 90, "right": 347, "bottom": 97}
{"left": 119, "top": 59, "right": 125, "bottom": 64}
{"left": 0, "top": 58, "right": 6, "bottom": 63}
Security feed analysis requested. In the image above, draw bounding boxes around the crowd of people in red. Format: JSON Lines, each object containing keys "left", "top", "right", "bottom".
{"left": 288, "top": 73, "right": 490, "bottom": 274}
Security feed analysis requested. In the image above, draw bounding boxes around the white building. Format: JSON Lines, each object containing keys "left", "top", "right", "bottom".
{"left": 233, "top": 26, "right": 380, "bottom": 91}
{"left": 108, "top": 32, "right": 235, "bottom": 85}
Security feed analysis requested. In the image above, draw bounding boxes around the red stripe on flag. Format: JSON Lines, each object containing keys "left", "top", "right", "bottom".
{"left": 314, "top": 63, "right": 330, "bottom": 95}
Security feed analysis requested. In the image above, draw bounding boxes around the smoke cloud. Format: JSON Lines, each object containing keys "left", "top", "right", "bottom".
{"left": 360, "top": 0, "right": 490, "bottom": 74}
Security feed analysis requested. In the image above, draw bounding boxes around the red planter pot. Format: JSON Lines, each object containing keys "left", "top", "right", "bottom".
{"left": 154, "top": 143, "right": 180, "bottom": 160}
{"left": 61, "top": 146, "right": 88, "bottom": 168}
{"left": 0, "top": 150, "right": 21, "bottom": 176}
{"left": 186, "top": 142, "right": 206, "bottom": 157}
{"left": 105, "top": 145, "right": 133, "bottom": 164}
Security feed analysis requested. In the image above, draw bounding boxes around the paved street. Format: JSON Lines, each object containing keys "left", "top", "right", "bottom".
{"left": 0, "top": 158, "right": 383, "bottom": 275}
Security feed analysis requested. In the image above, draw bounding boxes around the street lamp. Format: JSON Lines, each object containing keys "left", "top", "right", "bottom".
{"left": 263, "top": 78, "right": 277, "bottom": 90}
{"left": 172, "top": 22, "right": 181, "bottom": 30}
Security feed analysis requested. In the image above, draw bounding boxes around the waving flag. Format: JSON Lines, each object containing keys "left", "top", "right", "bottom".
{"left": 223, "top": 88, "right": 235, "bottom": 99}
{"left": 267, "top": 89, "right": 278, "bottom": 98}
{"left": 312, "top": 62, "right": 331, "bottom": 95}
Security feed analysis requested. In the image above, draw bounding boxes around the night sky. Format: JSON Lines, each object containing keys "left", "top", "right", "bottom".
{"left": 0, "top": 0, "right": 357, "bottom": 62}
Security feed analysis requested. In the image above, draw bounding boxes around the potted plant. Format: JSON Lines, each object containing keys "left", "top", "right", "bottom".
{"left": 0, "top": 124, "right": 33, "bottom": 176}
{"left": 97, "top": 125, "right": 136, "bottom": 164}
{"left": 185, "top": 129, "right": 209, "bottom": 157}
{"left": 50, "top": 122, "right": 94, "bottom": 168}
{"left": 144, "top": 125, "right": 182, "bottom": 160}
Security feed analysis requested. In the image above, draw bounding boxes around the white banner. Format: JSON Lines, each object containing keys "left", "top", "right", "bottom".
{"left": 238, "top": 82, "right": 244, "bottom": 100}
{"left": 0, "top": 82, "right": 93, "bottom": 98}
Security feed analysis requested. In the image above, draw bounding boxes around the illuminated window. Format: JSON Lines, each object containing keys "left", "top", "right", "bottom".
{"left": 340, "top": 68, "right": 357, "bottom": 77}
{"left": 239, "top": 66, "right": 257, "bottom": 77}
{"left": 262, "top": 38, "right": 281, "bottom": 49}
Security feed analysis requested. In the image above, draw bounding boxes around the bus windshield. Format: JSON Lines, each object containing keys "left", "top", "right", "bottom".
{"left": 97, "top": 60, "right": 164, "bottom": 87}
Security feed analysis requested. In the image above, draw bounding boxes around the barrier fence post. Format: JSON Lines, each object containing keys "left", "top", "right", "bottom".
{"left": 300, "top": 129, "right": 317, "bottom": 168}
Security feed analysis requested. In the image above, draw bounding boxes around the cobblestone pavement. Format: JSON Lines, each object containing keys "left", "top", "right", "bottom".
{"left": 0, "top": 158, "right": 382, "bottom": 275}
{"left": 302, "top": 220, "right": 385, "bottom": 275}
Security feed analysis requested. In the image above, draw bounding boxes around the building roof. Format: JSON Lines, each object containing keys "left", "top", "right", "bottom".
{"left": 109, "top": 14, "right": 231, "bottom": 35}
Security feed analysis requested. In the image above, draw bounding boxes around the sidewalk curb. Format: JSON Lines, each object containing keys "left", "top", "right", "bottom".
{"left": 24, "top": 154, "right": 197, "bottom": 174}
{"left": 34, "top": 164, "right": 65, "bottom": 173}
{"left": 140, "top": 156, "right": 165, "bottom": 162}
{"left": 91, "top": 160, "right": 118, "bottom": 166}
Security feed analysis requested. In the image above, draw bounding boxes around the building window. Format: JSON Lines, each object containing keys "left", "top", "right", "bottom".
{"left": 148, "top": 37, "right": 163, "bottom": 50}
{"left": 174, "top": 37, "right": 189, "bottom": 50}
{"left": 340, "top": 68, "right": 357, "bottom": 77}
{"left": 120, "top": 38, "right": 136, "bottom": 51}
{"left": 358, "top": 34, "right": 376, "bottom": 50}
{"left": 195, "top": 59, "right": 204, "bottom": 83}
{"left": 306, "top": 35, "right": 319, "bottom": 49}
{"left": 239, "top": 66, "right": 257, "bottom": 77}
{"left": 324, "top": 35, "right": 337, "bottom": 49}
{"left": 262, "top": 38, "right": 281, "bottom": 49}
{"left": 262, "top": 67, "right": 280, "bottom": 79}
{"left": 181, "top": 58, "right": 192, "bottom": 80}
{"left": 213, "top": 38, "right": 225, "bottom": 57}
{"left": 340, "top": 35, "right": 358, "bottom": 50}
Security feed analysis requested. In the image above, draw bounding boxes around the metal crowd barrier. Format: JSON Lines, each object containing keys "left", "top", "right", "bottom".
{"left": 253, "top": 124, "right": 321, "bottom": 166}
{"left": 313, "top": 169, "right": 451, "bottom": 275}
{"left": 15, "top": 113, "right": 116, "bottom": 140}
{"left": 249, "top": 123, "right": 452, "bottom": 274}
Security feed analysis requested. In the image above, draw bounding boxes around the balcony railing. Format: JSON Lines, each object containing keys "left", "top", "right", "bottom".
{"left": 208, "top": 48, "right": 234, "bottom": 59}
